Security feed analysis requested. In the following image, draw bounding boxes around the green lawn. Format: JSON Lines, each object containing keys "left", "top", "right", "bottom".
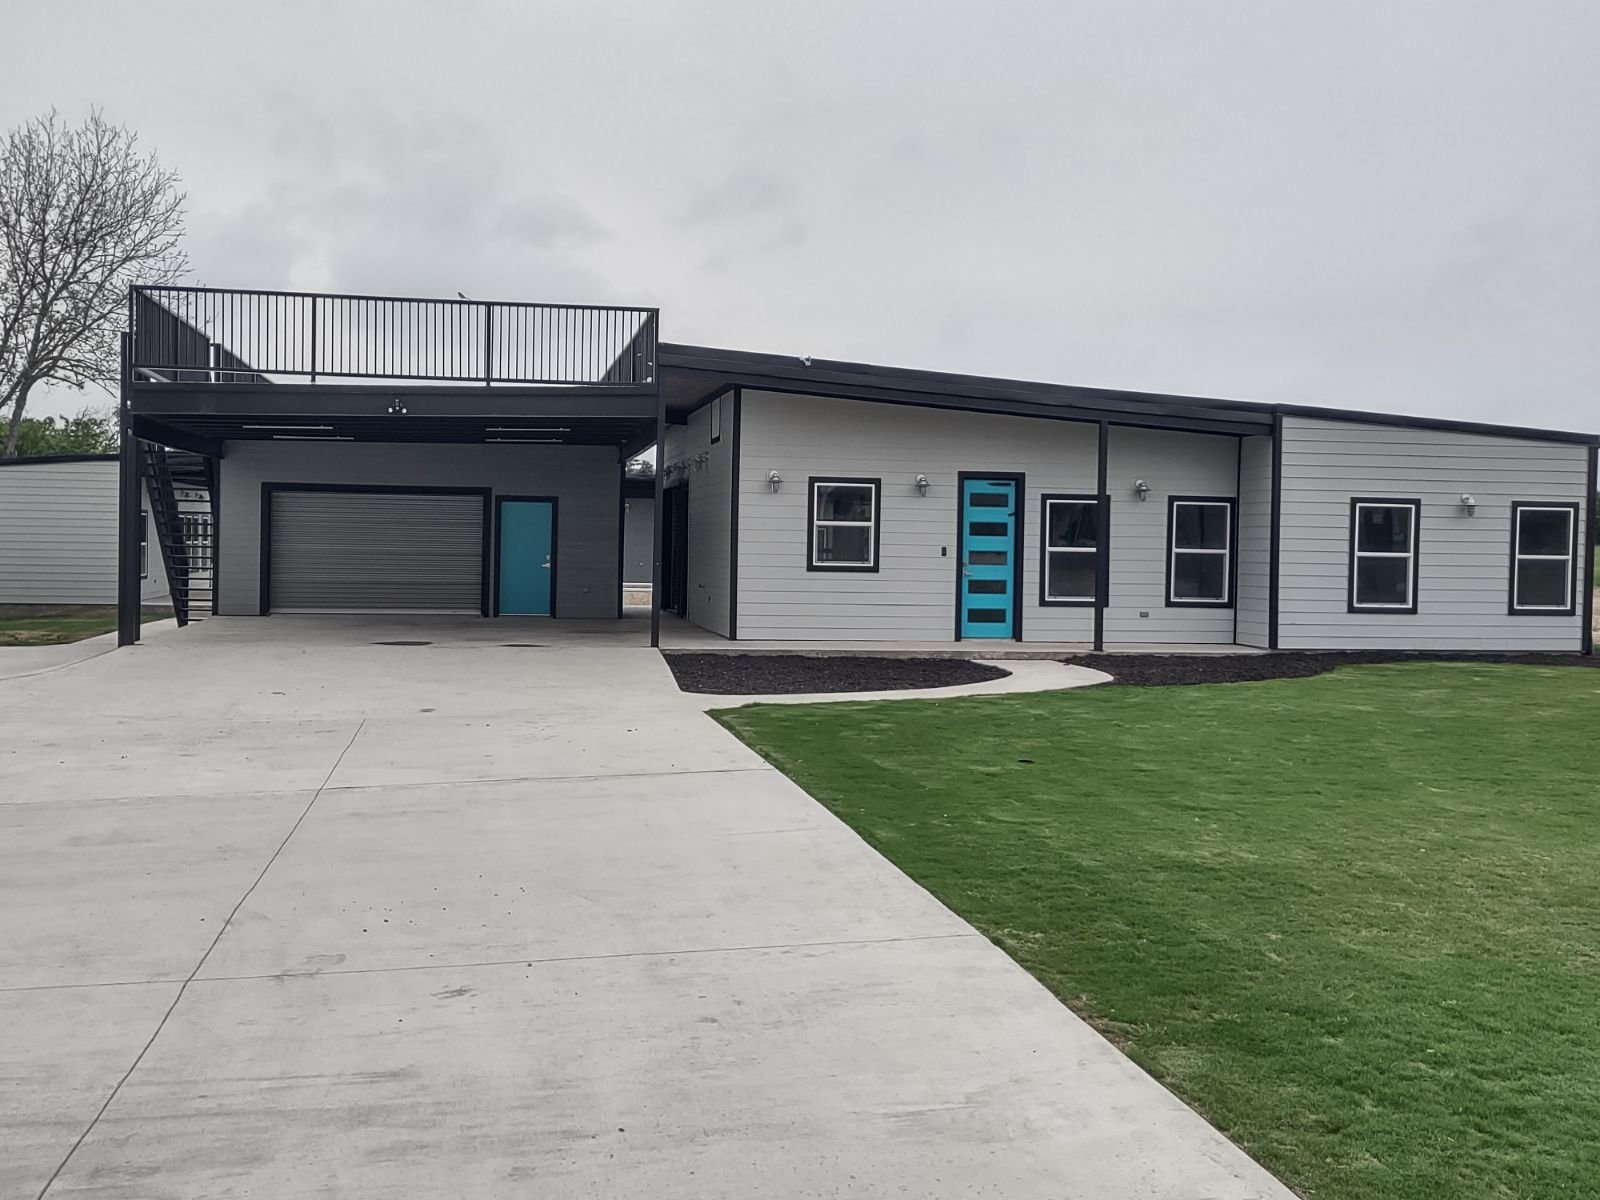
{"left": 0, "top": 606, "right": 167, "bottom": 646}
{"left": 717, "top": 664, "right": 1600, "bottom": 1200}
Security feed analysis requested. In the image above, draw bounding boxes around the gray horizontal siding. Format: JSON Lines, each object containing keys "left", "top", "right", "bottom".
{"left": 1103, "top": 428, "right": 1239, "bottom": 644}
{"left": 1276, "top": 416, "right": 1589, "bottom": 650}
{"left": 1235, "top": 434, "right": 1272, "bottom": 648}
{"left": 0, "top": 461, "right": 170, "bottom": 606}
{"left": 662, "top": 394, "right": 732, "bottom": 636}
{"left": 217, "top": 442, "right": 619, "bottom": 617}
{"left": 736, "top": 391, "right": 1097, "bottom": 643}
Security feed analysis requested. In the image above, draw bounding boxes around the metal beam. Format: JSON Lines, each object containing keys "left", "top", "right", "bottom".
{"left": 129, "top": 416, "right": 225, "bottom": 458}
{"left": 116, "top": 335, "right": 143, "bottom": 647}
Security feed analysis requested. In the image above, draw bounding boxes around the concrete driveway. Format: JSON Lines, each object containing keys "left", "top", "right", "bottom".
{"left": 1, "top": 616, "right": 1292, "bottom": 1199}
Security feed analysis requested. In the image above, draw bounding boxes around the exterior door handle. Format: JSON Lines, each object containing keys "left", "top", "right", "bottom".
{"left": 542, "top": 557, "right": 551, "bottom": 569}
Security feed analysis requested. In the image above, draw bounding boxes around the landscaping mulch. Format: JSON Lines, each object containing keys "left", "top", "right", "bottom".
{"left": 1074, "top": 649, "right": 1600, "bottom": 687}
{"left": 665, "top": 653, "right": 1010, "bottom": 695}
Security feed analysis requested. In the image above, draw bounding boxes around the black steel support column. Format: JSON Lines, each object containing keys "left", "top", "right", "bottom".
{"left": 649, "top": 382, "right": 666, "bottom": 649}
{"left": 1093, "top": 419, "right": 1108, "bottom": 652}
{"left": 1268, "top": 409, "right": 1283, "bottom": 650}
{"left": 1584, "top": 443, "right": 1596, "bottom": 656}
{"left": 116, "top": 333, "right": 142, "bottom": 647}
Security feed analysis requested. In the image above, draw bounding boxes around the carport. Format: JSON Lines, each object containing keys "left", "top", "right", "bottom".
{"left": 117, "top": 286, "right": 667, "bottom": 641}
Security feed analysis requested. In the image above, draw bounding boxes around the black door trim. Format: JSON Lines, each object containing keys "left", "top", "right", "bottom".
{"left": 494, "top": 494, "right": 561, "bottom": 618}
{"left": 954, "top": 471, "right": 1027, "bottom": 642}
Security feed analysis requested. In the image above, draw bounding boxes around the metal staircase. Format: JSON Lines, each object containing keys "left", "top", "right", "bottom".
{"left": 139, "top": 442, "right": 216, "bottom": 625}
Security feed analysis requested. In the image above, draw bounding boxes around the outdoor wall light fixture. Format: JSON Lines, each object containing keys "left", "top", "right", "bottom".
{"left": 915, "top": 474, "right": 930, "bottom": 496}
{"left": 1134, "top": 479, "right": 1151, "bottom": 501}
{"left": 768, "top": 470, "right": 783, "bottom": 493}
{"left": 1460, "top": 493, "right": 1477, "bottom": 516}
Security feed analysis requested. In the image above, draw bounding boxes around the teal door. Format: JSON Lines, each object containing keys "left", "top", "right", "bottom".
{"left": 960, "top": 479, "right": 1017, "bottom": 638}
{"left": 498, "top": 500, "right": 554, "bottom": 615}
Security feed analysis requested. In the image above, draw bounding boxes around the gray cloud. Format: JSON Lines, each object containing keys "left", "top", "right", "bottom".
{"left": 6, "top": 0, "right": 1598, "bottom": 429}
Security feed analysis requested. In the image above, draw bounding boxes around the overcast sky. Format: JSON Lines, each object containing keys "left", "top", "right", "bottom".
{"left": 6, "top": 0, "right": 1597, "bottom": 429}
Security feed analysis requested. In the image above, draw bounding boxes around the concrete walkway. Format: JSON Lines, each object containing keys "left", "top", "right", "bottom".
{"left": 1, "top": 616, "right": 1292, "bottom": 1199}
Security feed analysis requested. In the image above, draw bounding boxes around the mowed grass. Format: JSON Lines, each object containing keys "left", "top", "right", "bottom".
{"left": 717, "top": 664, "right": 1600, "bottom": 1200}
{"left": 0, "top": 606, "right": 167, "bottom": 646}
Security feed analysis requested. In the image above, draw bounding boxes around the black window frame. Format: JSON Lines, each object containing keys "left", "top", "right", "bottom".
{"left": 1038, "top": 493, "right": 1100, "bottom": 607}
{"left": 1508, "top": 500, "right": 1579, "bottom": 617}
{"left": 710, "top": 394, "right": 722, "bottom": 445}
{"left": 1347, "top": 497, "right": 1421, "bottom": 615}
{"left": 1165, "top": 495, "right": 1235, "bottom": 608}
{"left": 140, "top": 508, "right": 148, "bottom": 580}
{"left": 806, "top": 476, "right": 881, "bottom": 573}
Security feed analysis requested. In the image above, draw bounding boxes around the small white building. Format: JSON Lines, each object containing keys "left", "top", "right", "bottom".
{"left": 0, "top": 455, "right": 174, "bottom": 608}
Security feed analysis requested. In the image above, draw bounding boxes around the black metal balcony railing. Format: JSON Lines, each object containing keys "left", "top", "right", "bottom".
{"left": 129, "top": 286, "right": 658, "bottom": 387}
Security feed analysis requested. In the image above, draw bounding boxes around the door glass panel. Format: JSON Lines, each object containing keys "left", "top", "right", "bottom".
{"left": 970, "top": 492, "right": 1009, "bottom": 507}
{"left": 967, "top": 608, "right": 1007, "bottom": 623}
{"left": 969, "top": 578, "right": 1007, "bottom": 594}
{"left": 969, "top": 521, "right": 1009, "bottom": 537}
{"left": 969, "top": 550, "right": 1008, "bottom": 565}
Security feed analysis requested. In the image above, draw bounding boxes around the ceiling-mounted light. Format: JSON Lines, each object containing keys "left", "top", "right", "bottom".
{"left": 271, "top": 434, "right": 354, "bottom": 441}
{"left": 485, "top": 427, "right": 571, "bottom": 433}
{"left": 486, "top": 437, "right": 561, "bottom": 444}
{"left": 243, "top": 424, "right": 332, "bottom": 431}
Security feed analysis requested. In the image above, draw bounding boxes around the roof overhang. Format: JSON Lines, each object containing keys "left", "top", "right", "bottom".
{"left": 659, "top": 343, "right": 1275, "bottom": 437}
{"left": 658, "top": 342, "right": 1600, "bottom": 445}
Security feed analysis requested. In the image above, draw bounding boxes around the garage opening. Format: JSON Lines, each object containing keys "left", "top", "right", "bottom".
{"left": 264, "top": 485, "right": 489, "bottom": 614}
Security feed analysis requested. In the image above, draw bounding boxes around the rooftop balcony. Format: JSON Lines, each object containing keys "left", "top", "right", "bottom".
{"left": 125, "top": 286, "right": 663, "bottom": 454}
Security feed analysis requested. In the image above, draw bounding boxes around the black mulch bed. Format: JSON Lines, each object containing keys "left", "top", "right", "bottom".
{"left": 1074, "top": 650, "right": 1600, "bottom": 688}
{"left": 665, "top": 653, "right": 1011, "bottom": 695}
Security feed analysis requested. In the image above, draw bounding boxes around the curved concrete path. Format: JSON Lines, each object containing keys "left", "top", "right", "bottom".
{"left": 1, "top": 615, "right": 1290, "bottom": 1200}
{"left": 687, "top": 657, "right": 1111, "bottom": 709}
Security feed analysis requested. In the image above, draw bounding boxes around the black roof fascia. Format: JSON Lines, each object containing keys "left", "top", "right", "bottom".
{"left": 663, "top": 365, "right": 1265, "bottom": 437}
{"left": 0, "top": 453, "right": 117, "bottom": 467}
{"left": 659, "top": 343, "right": 1599, "bottom": 446}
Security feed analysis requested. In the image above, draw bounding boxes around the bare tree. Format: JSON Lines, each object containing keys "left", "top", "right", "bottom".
{"left": 0, "top": 110, "right": 187, "bottom": 456}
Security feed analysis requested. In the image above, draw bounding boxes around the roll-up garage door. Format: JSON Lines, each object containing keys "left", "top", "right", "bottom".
{"left": 268, "top": 489, "right": 484, "bottom": 613}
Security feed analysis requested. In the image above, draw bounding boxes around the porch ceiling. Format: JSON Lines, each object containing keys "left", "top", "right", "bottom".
{"left": 129, "top": 411, "right": 654, "bottom": 454}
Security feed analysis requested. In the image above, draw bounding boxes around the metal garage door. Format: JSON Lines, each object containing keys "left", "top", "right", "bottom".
{"left": 268, "top": 489, "right": 484, "bottom": 613}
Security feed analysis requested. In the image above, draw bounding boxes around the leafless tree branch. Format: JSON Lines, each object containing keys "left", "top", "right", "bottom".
{"left": 0, "top": 109, "right": 187, "bottom": 455}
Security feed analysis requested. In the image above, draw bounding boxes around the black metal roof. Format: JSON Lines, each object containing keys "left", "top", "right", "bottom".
{"left": 659, "top": 342, "right": 1599, "bottom": 445}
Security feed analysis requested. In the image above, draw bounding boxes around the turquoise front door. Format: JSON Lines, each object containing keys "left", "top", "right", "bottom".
{"left": 498, "top": 499, "right": 554, "bottom": 615}
{"left": 959, "top": 478, "right": 1017, "bottom": 638}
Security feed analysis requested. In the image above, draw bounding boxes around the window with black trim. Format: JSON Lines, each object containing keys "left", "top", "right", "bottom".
{"left": 140, "top": 509, "right": 148, "bottom": 579}
{"left": 710, "top": 395, "right": 722, "bottom": 444}
{"left": 809, "top": 478, "right": 879, "bottom": 571}
{"left": 1167, "top": 497, "right": 1232, "bottom": 605}
{"left": 1510, "top": 502, "right": 1577, "bottom": 614}
{"left": 1041, "top": 495, "right": 1098, "bottom": 604}
{"left": 1349, "top": 499, "right": 1419, "bottom": 612}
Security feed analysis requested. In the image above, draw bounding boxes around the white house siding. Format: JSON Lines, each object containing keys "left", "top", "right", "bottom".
{"left": 216, "top": 441, "right": 620, "bottom": 617}
{"left": 1276, "top": 416, "right": 1589, "bottom": 650}
{"left": 1235, "top": 434, "right": 1273, "bottom": 648}
{"left": 735, "top": 391, "right": 1099, "bottom": 642}
{"left": 662, "top": 393, "right": 733, "bottom": 636}
{"left": 0, "top": 459, "right": 169, "bottom": 605}
{"left": 1103, "top": 428, "right": 1240, "bottom": 644}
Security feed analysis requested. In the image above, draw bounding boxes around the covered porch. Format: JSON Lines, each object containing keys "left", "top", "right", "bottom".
{"left": 116, "top": 286, "right": 667, "bottom": 645}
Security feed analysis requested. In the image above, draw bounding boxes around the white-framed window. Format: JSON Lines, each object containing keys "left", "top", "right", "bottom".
{"left": 1349, "top": 498, "right": 1419, "bottom": 612}
{"left": 1510, "top": 502, "right": 1578, "bottom": 615}
{"left": 809, "top": 478, "right": 879, "bottom": 571}
{"left": 1041, "top": 495, "right": 1098, "bottom": 604}
{"left": 1167, "top": 497, "right": 1233, "bottom": 606}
